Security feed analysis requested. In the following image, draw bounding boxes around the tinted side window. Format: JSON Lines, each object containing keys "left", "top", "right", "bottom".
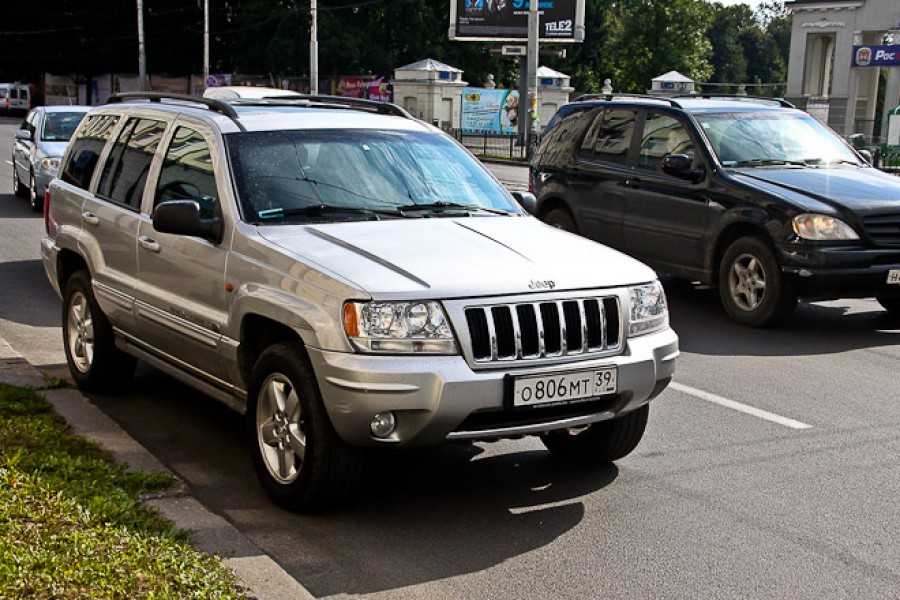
{"left": 60, "top": 115, "right": 119, "bottom": 190}
{"left": 155, "top": 127, "right": 218, "bottom": 218}
{"left": 637, "top": 113, "right": 695, "bottom": 173}
{"left": 578, "top": 109, "right": 637, "bottom": 166}
{"left": 537, "top": 106, "right": 593, "bottom": 164}
{"left": 97, "top": 118, "right": 167, "bottom": 210}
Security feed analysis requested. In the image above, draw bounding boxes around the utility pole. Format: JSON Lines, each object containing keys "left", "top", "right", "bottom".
{"left": 203, "top": 0, "right": 210, "bottom": 84}
{"left": 525, "top": 0, "right": 540, "bottom": 154}
{"left": 137, "top": 0, "right": 148, "bottom": 91}
{"left": 310, "top": 0, "right": 319, "bottom": 94}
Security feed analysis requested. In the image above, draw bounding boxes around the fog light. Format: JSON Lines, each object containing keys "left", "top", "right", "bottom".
{"left": 370, "top": 412, "right": 396, "bottom": 438}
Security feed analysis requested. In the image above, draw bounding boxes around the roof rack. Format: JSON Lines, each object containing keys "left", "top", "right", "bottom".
{"left": 242, "top": 94, "right": 414, "bottom": 118}
{"left": 107, "top": 92, "right": 240, "bottom": 120}
{"left": 672, "top": 94, "right": 795, "bottom": 108}
{"left": 572, "top": 93, "right": 684, "bottom": 108}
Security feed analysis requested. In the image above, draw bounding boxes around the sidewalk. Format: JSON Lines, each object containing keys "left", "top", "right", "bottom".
{"left": 0, "top": 337, "right": 313, "bottom": 600}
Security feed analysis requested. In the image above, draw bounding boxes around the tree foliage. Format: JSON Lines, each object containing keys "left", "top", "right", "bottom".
{"left": 0, "top": 0, "right": 790, "bottom": 96}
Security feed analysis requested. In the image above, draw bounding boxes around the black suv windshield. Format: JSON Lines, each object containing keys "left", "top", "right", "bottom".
{"left": 697, "top": 111, "right": 862, "bottom": 168}
{"left": 226, "top": 129, "right": 520, "bottom": 223}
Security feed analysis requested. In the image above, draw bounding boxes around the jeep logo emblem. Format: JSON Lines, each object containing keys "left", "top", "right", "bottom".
{"left": 529, "top": 279, "right": 556, "bottom": 290}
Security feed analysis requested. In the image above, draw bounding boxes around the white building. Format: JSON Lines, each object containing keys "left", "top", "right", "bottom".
{"left": 785, "top": 0, "right": 900, "bottom": 138}
{"left": 391, "top": 58, "right": 467, "bottom": 129}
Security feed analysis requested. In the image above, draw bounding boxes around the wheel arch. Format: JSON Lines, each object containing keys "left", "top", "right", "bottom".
{"left": 237, "top": 314, "right": 308, "bottom": 389}
{"left": 708, "top": 220, "right": 777, "bottom": 285}
{"left": 56, "top": 249, "right": 89, "bottom": 291}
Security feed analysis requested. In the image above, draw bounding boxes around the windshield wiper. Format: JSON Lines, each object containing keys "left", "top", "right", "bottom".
{"left": 257, "top": 204, "right": 404, "bottom": 221}
{"left": 396, "top": 201, "right": 513, "bottom": 216}
{"left": 729, "top": 158, "right": 808, "bottom": 167}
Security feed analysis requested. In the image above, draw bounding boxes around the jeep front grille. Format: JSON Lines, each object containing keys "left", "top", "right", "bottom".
{"left": 862, "top": 213, "right": 900, "bottom": 246}
{"left": 465, "top": 297, "right": 621, "bottom": 362}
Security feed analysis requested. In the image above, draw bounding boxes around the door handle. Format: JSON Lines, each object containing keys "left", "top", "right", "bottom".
{"left": 138, "top": 236, "right": 161, "bottom": 253}
{"left": 81, "top": 211, "right": 100, "bottom": 226}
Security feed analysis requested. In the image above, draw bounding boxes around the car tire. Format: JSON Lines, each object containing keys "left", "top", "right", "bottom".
{"left": 29, "top": 170, "right": 42, "bottom": 212}
{"left": 544, "top": 208, "right": 578, "bottom": 234}
{"left": 248, "top": 342, "right": 364, "bottom": 512}
{"left": 62, "top": 270, "right": 137, "bottom": 393}
{"left": 12, "top": 162, "right": 26, "bottom": 198}
{"left": 718, "top": 236, "right": 797, "bottom": 327}
{"left": 876, "top": 296, "right": 900, "bottom": 315}
{"left": 541, "top": 404, "right": 649, "bottom": 465}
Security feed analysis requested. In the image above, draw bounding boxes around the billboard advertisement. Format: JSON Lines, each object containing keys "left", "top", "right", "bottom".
{"left": 449, "top": 0, "right": 585, "bottom": 42}
{"left": 461, "top": 88, "right": 520, "bottom": 135}
{"left": 336, "top": 76, "right": 392, "bottom": 102}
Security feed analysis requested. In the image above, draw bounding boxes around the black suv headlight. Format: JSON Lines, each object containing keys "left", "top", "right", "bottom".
{"left": 792, "top": 214, "right": 859, "bottom": 241}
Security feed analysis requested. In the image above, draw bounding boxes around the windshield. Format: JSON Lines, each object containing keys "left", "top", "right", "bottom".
{"left": 41, "top": 112, "right": 87, "bottom": 142}
{"left": 226, "top": 129, "right": 520, "bottom": 223}
{"left": 697, "top": 111, "right": 861, "bottom": 167}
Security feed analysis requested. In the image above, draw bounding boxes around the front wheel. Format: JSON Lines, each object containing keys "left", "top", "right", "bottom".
{"left": 248, "top": 342, "right": 364, "bottom": 512}
{"left": 541, "top": 404, "right": 649, "bottom": 465}
{"left": 718, "top": 236, "right": 797, "bottom": 327}
{"left": 62, "top": 271, "right": 136, "bottom": 392}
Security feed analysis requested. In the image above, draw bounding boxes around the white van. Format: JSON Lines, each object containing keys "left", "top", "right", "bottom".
{"left": 0, "top": 83, "right": 31, "bottom": 114}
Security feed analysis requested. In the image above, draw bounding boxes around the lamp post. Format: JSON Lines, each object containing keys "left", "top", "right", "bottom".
{"left": 137, "top": 0, "right": 147, "bottom": 91}
{"left": 310, "top": 0, "right": 319, "bottom": 94}
{"left": 203, "top": 0, "right": 210, "bottom": 84}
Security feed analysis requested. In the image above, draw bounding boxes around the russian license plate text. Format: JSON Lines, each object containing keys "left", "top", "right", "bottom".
{"left": 513, "top": 367, "right": 617, "bottom": 408}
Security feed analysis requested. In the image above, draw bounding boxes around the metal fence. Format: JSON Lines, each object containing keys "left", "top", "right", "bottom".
{"left": 451, "top": 130, "right": 529, "bottom": 160}
{"left": 873, "top": 149, "right": 900, "bottom": 176}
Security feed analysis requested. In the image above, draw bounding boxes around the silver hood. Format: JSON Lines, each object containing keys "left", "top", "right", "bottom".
{"left": 257, "top": 216, "right": 657, "bottom": 299}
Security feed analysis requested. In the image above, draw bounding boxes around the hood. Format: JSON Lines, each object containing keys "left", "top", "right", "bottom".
{"left": 732, "top": 167, "right": 900, "bottom": 214}
{"left": 257, "top": 216, "right": 657, "bottom": 299}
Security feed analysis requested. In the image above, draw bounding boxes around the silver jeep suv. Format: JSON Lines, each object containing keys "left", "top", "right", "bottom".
{"left": 41, "top": 93, "right": 678, "bottom": 511}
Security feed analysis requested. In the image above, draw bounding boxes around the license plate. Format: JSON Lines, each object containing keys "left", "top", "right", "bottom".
{"left": 888, "top": 269, "right": 900, "bottom": 285}
{"left": 512, "top": 367, "right": 617, "bottom": 408}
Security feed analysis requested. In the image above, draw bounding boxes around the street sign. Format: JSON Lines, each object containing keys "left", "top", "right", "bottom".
{"left": 205, "top": 74, "right": 218, "bottom": 88}
{"left": 502, "top": 45, "right": 527, "bottom": 56}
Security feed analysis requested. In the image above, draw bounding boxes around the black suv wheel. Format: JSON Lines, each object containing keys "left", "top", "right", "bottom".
{"left": 719, "top": 236, "right": 797, "bottom": 327}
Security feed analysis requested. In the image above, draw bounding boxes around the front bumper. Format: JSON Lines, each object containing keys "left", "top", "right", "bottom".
{"left": 308, "top": 327, "right": 679, "bottom": 448}
{"left": 778, "top": 244, "right": 900, "bottom": 300}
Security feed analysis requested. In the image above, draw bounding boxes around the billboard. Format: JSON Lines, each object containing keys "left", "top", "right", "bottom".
{"left": 449, "top": 0, "right": 585, "bottom": 42}
{"left": 335, "top": 76, "right": 391, "bottom": 102}
{"left": 461, "top": 88, "right": 520, "bottom": 135}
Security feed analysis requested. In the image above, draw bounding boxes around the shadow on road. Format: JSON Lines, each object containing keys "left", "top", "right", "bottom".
{"left": 88, "top": 364, "right": 618, "bottom": 596}
{"left": 662, "top": 277, "right": 900, "bottom": 358}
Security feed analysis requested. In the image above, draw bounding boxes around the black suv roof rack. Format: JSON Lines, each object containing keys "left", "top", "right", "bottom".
{"left": 572, "top": 93, "right": 684, "bottom": 108}
{"left": 233, "top": 94, "right": 413, "bottom": 118}
{"left": 107, "top": 92, "right": 240, "bottom": 120}
{"left": 672, "top": 94, "right": 795, "bottom": 108}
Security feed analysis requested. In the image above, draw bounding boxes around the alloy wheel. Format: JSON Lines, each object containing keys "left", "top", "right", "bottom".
{"left": 728, "top": 252, "right": 767, "bottom": 311}
{"left": 256, "top": 373, "right": 307, "bottom": 484}
{"left": 66, "top": 291, "right": 94, "bottom": 374}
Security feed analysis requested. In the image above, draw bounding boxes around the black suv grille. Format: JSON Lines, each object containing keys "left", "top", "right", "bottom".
{"left": 465, "top": 297, "right": 621, "bottom": 362}
{"left": 862, "top": 213, "right": 900, "bottom": 246}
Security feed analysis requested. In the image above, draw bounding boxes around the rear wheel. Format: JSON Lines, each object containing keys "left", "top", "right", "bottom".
{"left": 29, "top": 170, "right": 42, "bottom": 212}
{"left": 877, "top": 296, "right": 900, "bottom": 315}
{"left": 543, "top": 208, "right": 577, "bottom": 234}
{"left": 248, "top": 342, "right": 364, "bottom": 512}
{"left": 718, "top": 236, "right": 796, "bottom": 327}
{"left": 12, "top": 161, "right": 26, "bottom": 197}
{"left": 541, "top": 404, "right": 649, "bottom": 465}
{"left": 62, "top": 271, "right": 136, "bottom": 392}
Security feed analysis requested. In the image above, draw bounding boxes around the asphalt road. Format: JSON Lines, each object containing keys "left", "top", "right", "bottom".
{"left": 2, "top": 117, "right": 899, "bottom": 599}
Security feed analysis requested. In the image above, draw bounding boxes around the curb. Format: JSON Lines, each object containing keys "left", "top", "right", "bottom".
{"left": 0, "top": 338, "right": 314, "bottom": 600}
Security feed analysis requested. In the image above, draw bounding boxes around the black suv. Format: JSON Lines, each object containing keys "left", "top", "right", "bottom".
{"left": 530, "top": 95, "right": 900, "bottom": 327}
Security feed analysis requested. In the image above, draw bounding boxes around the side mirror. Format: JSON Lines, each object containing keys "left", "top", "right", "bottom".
{"left": 511, "top": 190, "right": 538, "bottom": 215}
{"left": 15, "top": 129, "right": 32, "bottom": 142}
{"left": 858, "top": 149, "right": 873, "bottom": 165}
{"left": 153, "top": 200, "right": 223, "bottom": 244}
{"left": 662, "top": 154, "right": 705, "bottom": 183}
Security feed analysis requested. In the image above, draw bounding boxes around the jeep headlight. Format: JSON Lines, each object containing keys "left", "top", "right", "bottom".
{"left": 629, "top": 281, "right": 669, "bottom": 336}
{"left": 343, "top": 301, "right": 457, "bottom": 354}
{"left": 792, "top": 214, "right": 858, "bottom": 241}
{"left": 40, "top": 157, "right": 61, "bottom": 174}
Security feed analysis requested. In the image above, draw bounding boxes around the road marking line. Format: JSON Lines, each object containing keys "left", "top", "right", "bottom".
{"left": 670, "top": 381, "right": 812, "bottom": 430}
{"left": 3, "top": 160, "right": 12, "bottom": 166}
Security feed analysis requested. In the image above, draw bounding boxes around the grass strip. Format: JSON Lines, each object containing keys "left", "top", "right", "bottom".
{"left": 0, "top": 383, "right": 247, "bottom": 598}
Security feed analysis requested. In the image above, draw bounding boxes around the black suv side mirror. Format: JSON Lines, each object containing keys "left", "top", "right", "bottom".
{"left": 661, "top": 154, "right": 705, "bottom": 183}
{"left": 153, "top": 200, "right": 223, "bottom": 244}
